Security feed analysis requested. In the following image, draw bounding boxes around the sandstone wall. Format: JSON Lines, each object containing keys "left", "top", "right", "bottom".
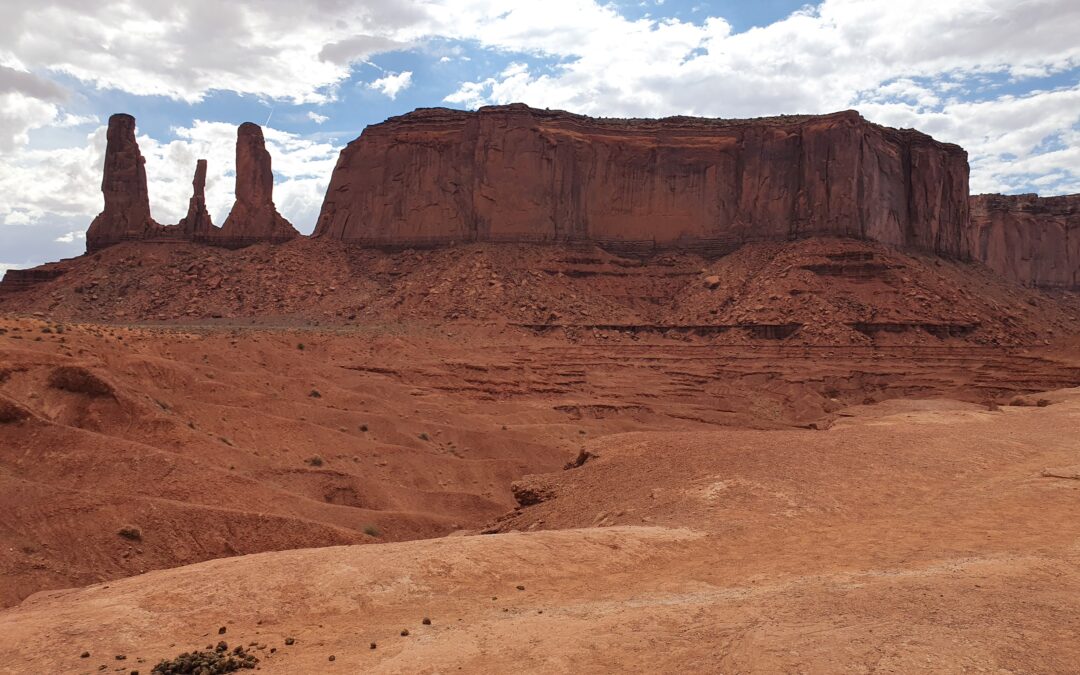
{"left": 313, "top": 104, "right": 971, "bottom": 258}
{"left": 969, "top": 193, "right": 1080, "bottom": 288}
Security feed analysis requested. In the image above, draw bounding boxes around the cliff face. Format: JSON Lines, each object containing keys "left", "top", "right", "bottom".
{"left": 86, "top": 114, "right": 159, "bottom": 252}
{"left": 969, "top": 193, "right": 1080, "bottom": 289}
{"left": 313, "top": 104, "right": 970, "bottom": 258}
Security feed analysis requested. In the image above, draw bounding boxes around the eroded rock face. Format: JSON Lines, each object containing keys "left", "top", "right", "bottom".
{"left": 969, "top": 193, "right": 1080, "bottom": 289}
{"left": 86, "top": 114, "right": 159, "bottom": 252}
{"left": 176, "top": 159, "right": 214, "bottom": 237}
{"left": 220, "top": 122, "right": 297, "bottom": 243}
{"left": 313, "top": 104, "right": 971, "bottom": 258}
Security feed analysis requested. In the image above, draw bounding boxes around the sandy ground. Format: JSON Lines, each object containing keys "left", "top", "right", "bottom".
{"left": 2, "top": 392, "right": 1079, "bottom": 673}
{"left": 2, "top": 238, "right": 1079, "bottom": 673}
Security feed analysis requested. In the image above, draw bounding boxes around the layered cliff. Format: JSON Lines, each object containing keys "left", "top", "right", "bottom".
{"left": 313, "top": 104, "right": 971, "bottom": 258}
{"left": 969, "top": 193, "right": 1080, "bottom": 289}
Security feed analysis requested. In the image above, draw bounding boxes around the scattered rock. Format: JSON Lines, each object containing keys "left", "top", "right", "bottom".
{"left": 511, "top": 476, "right": 557, "bottom": 506}
{"left": 150, "top": 646, "right": 258, "bottom": 674}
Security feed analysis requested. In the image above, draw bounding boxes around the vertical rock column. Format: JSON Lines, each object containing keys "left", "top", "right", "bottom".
{"left": 220, "top": 122, "right": 298, "bottom": 242}
{"left": 177, "top": 159, "right": 215, "bottom": 237}
{"left": 86, "top": 114, "right": 159, "bottom": 251}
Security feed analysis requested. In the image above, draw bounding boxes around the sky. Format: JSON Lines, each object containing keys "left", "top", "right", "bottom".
{"left": 1, "top": 0, "right": 1079, "bottom": 270}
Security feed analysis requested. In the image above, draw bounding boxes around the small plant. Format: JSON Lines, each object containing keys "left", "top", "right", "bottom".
{"left": 309, "top": 389, "right": 321, "bottom": 398}
{"left": 359, "top": 424, "right": 368, "bottom": 432}
{"left": 418, "top": 432, "right": 430, "bottom": 441}
{"left": 363, "top": 524, "right": 380, "bottom": 537}
{"left": 306, "top": 455, "right": 324, "bottom": 467}
{"left": 297, "top": 343, "right": 305, "bottom": 350}
{"left": 117, "top": 526, "right": 142, "bottom": 541}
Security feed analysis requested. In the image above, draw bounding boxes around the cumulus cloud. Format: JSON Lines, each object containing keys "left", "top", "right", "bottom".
{"left": 0, "top": 1, "right": 428, "bottom": 103}
{"left": 139, "top": 121, "right": 339, "bottom": 231}
{"left": 54, "top": 230, "right": 85, "bottom": 243}
{"left": 306, "top": 111, "right": 329, "bottom": 124}
{"left": 368, "top": 71, "right": 413, "bottom": 99}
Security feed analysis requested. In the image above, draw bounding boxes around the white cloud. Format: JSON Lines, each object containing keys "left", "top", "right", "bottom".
{"left": 54, "top": 230, "right": 86, "bottom": 243}
{"left": 0, "top": 2, "right": 428, "bottom": 104}
{"left": 0, "top": 119, "right": 338, "bottom": 240}
{"left": 306, "top": 111, "right": 329, "bottom": 124}
{"left": 368, "top": 70, "right": 413, "bottom": 99}
{"left": 139, "top": 121, "right": 340, "bottom": 231}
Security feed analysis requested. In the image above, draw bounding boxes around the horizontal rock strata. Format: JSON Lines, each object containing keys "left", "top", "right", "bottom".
{"left": 313, "top": 104, "right": 971, "bottom": 258}
{"left": 969, "top": 193, "right": 1080, "bottom": 289}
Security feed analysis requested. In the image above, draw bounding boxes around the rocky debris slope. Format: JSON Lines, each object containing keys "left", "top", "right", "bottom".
{"left": 86, "top": 114, "right": 160, "bottom": 252}
{"left": 313, "top": 104, "right": 970, "bottom": 258}
{"left": 969, "top": 193, "right": 1080, "bottom": 289}
{"left": 1, "top": 238, "right": 1075, "bottom": 347}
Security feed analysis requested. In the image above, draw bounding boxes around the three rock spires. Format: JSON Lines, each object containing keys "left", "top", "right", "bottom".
{"left": 86, "top": 113, "right": 297, "bottom": 252}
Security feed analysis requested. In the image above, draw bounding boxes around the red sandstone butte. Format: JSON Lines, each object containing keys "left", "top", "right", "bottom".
{"left": 312, "top": 104, "right": 970, "bottom": 258}
{"left": 176, "top": 159, "right": 214, "bottom": 238}
{"left": 86, "top": 113, "right": 160, "bottom": 252}
{"left": 220, "top": 122, "right": 298, "bottom": 244}
{"left": 969, "top": 193, "right": 1080, "bottom": 289}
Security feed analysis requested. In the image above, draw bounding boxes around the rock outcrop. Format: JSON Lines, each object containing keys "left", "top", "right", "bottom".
{"left": 83, "top": 117, "right": 296, "bottom": 252}
{"left": 313, "top": 104, "right": 971, "bottom": 258}
{"left": 219, "top": 123, "right": 298, "bottom": 245}
{"left": 969, "top": 193, "right": 1080, "bottom": 289}
{"left": 86, "top": 114, "right": 159, "bottom": 252}
{"left": 176, "top": 159, "right": 214, "bottom": 238}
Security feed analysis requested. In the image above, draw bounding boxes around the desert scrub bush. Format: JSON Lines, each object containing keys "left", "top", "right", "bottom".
{"left": 363, "top": 525, "right": 380, "bottom": 537}
{"left": 306, "top": 456, "right": 324, "bottom": 467}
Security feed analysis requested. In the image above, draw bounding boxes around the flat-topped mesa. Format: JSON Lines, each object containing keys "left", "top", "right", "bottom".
{"left": 219, "top": 122, "right": 298, "bottom": 244}
{"left": 86, "top": 114, "right": 160, "bottom": 252}
{"left": 969, "top": 193, "right": 1080, "bottom": 289}
{"left": 176, "top": 159, "right": 214, "bottom": 237}
{"left": 312, "top": 104, "right": 971, "bottom": 258}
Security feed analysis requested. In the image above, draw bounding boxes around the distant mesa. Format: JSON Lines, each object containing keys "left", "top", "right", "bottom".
{"left": 85, "top": 114, "right": 297, "bottom": 253}
{"left": 969, "top": 193, "right": 1080, "bottom": 289}
{"left": 19, "top": 105, "right": 1080, "bottom": 291}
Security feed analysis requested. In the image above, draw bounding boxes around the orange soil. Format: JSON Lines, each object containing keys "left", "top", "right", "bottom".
{"left": 1, "top": 237, "right": 1079, "bottom": 673}
{"left": 3, "top": 393, "right": 1080, "bottom": 673}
